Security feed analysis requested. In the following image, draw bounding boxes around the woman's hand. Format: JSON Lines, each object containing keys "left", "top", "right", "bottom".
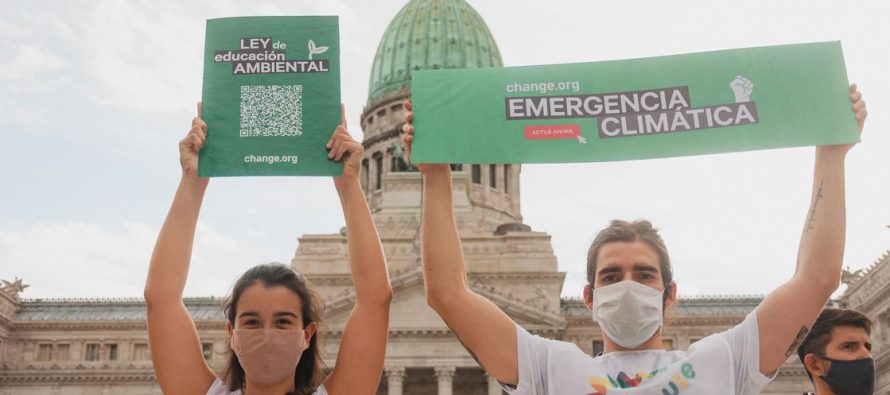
{"left": 180, "top": 102, "right": 208, "bottom": 178}
{"left": 328, "top": 105, "right": 364, "bottom": 181}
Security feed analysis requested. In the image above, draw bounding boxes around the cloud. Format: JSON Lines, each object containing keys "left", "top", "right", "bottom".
{"left": 0, "top": 220, "right": 286, "bottom": 299}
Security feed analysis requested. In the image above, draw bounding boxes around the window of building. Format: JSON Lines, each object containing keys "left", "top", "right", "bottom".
{"left": 504, "top": 164, "right": 511, "bottom": 193}
{"left": 374, "top": 152, "right": 383, "bottom": 190}
{"left": 450, "top": 164, "right": 463, "bottom": 172}
{"left": 662, "top": 339, "right": 674, "bottom": 351}
{"left": 85, "top": 343, "right": 100, "bottom": 361}
{"left": 202, "top": 343, "right": 213, "bottom": 361}
{"left": 361, "top": 158, "right": 369, "bottom": 191}
{"left": 37, "top": 344, "right": 52, "bottom": 361}
{"left": 132, "top": 343, "right": 150, "bottom": 361}
{"left": 489, "top": 165, "right": 497, "bottom": 188}
{"left": 57, "top": 344, "right": 70, "bottom": 361}
{"left": 109, "top": 344, "right": 118, "bottom": 360}
{"left": 471, "top": 165, "right": 481, "bottom": 184}
{"left": 591, "top": 340, "right": 604, "bottom": 356}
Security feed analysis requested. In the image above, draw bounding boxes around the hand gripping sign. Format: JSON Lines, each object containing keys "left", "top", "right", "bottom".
{"left": 409, "top": 42, "right": 859, "bottom": 164}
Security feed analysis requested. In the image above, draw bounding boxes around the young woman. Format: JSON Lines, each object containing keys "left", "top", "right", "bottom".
{"left": 145, "top": 104, "right": 392, "bottom": 395}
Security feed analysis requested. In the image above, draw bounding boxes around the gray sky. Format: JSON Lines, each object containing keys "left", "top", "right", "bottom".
{"left": 2, "top": 0, "right": 888, "bottom": 300}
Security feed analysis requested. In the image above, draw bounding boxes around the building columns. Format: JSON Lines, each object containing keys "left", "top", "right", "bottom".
{"left": 386, "top": 366, "right": 406, "bottom": 395}
{"left": 487, "top": 373, "right": 504, "bottom": 395}
{"left": 434, "top": 366, "right": 456, "bottom": 395}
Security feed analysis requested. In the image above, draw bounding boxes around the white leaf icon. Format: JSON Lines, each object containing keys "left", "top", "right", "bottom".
{"left": 308, "top": 39, "right": 329, "bottom": 60}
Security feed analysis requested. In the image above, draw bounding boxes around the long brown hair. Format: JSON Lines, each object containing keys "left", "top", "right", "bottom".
{"left": 222, "top": 263, "right": 326, "bottom": 395}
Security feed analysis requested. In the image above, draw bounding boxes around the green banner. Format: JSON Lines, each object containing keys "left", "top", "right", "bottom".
{"left": 410, "top": 42, "right": 859, "bottom": 164}
{"left": 199, "top": 16, "right": 341, "bottom": 177}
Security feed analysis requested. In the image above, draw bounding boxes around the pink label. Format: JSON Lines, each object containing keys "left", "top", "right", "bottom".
{"left": 524, "top": 124, "right": 580, "bottom": 140}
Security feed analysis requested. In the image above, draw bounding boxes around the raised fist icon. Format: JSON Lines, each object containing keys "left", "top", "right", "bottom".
{"left": 730, "top": 75, "right": 754, "bottom": 103}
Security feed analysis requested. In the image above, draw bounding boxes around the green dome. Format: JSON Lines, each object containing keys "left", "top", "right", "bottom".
{"left": 368, "top": 0, "right": 503, "bottom": 103}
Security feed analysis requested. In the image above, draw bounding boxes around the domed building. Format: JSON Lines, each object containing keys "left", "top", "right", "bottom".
{"left": 293, "top": 1, "right": 557, "bottom": 393}
{"left": 1, "top": 1, "right": 887, "bottom": 394}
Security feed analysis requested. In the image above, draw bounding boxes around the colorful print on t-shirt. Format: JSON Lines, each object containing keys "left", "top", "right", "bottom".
{"left": 586, "top": 363, "right": 695, "bottom": 395}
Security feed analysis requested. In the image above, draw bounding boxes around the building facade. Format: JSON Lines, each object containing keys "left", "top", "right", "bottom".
{"left": 0, "top": 0, "right": 886, "bottom": 394}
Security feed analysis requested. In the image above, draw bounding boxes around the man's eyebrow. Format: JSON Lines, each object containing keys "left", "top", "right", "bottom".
{"left": 633, "top": 264, "right": 659, "bottom": 272}
{"left": 597, "top": 267, "right": 623, "bottom": 275}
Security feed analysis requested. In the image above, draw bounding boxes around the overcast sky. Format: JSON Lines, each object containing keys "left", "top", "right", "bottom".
{"left": 2, "top": 0, "right": 888, "bottom": 301}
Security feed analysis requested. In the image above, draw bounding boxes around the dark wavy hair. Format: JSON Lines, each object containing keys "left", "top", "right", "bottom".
{"left": 222, "top": 263, "right": 326, "bottom": 395}
{"left": 797, "top": 307, "right": 872, "bottom": 382}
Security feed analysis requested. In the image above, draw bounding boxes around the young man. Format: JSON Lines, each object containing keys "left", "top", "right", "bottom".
{"left": 797, "top": 308, "right": 874, "bottom": 395}
{"left": 401, "top": 84, "right": 868, "bottom": 394}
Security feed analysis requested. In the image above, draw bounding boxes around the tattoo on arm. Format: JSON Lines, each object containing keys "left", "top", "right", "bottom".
{"left": 804, "top": 179, "right": 825, "bottom": 233}
{"left": 785, "top": 325, "right": 810, "bottom": 357}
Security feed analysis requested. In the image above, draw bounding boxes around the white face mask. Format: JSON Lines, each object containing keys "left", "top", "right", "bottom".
{"left": 591, "top": 280, "right": 664, "bottom": 349}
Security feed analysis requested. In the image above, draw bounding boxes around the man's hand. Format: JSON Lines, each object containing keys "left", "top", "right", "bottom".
{"left": 402, "top": 100, "right": 450, "bottom": 174}
{"left": 818, "top": 83, "right": 868, "bottom": 156}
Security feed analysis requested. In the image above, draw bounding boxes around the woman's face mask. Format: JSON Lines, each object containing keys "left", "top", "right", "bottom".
{"left": 231, "top": 328, "right": 309, "bottom": 385}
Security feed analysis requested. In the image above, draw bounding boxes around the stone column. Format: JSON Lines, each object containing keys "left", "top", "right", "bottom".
{"left": 486, "top": 373, "right": 503, "bottom": 395}
{"left": 434, "top": 366, "right": 456, "bottom": 395}
{"left": 386, "top": 366, "right": 406, "bottom": 395}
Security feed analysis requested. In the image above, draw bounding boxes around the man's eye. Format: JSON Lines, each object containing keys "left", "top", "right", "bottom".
{"left": 277, "top": 319, "right": 292, "bottom": 325}
{"left": 245, "top": 320, "right": 259, "bottom": 326}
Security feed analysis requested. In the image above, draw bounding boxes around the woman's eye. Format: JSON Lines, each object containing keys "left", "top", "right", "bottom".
{"left": 277, "top": 319, "right": 292, "bottom": 325}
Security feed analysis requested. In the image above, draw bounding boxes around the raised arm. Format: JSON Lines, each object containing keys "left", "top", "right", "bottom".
{"left": 322, "top": 107, "right": 394, "bottom": 395}
{"left": 756, "top": 84, "right": 868, "bottom": 375}
{"left": 144, "top": 103, "right": 216, "bottom": 395}
{"left": 403, "top": 101, "right": 521, "bottom": 385}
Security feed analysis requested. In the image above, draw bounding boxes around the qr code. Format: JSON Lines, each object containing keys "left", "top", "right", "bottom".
{"left": 239, "top": 85, "right": 303, "bottom": 137}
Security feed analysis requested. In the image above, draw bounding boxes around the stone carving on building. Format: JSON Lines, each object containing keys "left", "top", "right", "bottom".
{"left": 1, "top": 277, "right": 29, "bottom": 301}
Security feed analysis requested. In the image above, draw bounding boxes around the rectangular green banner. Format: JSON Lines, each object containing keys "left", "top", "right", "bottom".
{"left": 199, "top": 16, "right": 342, "bottom": 177}
{"left": 410, "top": 41, "right": 859, "bottom": 164}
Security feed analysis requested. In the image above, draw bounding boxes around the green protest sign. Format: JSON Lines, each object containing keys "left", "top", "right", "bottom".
{"left": 199, "top": 16, "right": 341, "bottom": 177}
{"left": 410, "top": 42, "right": 858, "bottom": 164}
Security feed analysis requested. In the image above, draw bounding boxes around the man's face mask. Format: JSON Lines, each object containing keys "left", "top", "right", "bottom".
{"left": 815, "top": 355, "right": 875, "bottom": 395}
{"left": 591, "top": 280, "right": 664, "bottom": 348}
{"left": 231, "top": 329, "right": 309, "bottom": 385}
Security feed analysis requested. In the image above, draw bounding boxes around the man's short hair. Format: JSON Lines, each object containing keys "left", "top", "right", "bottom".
{"left": 586, "top": 219, "right": 673, "bottom": 292}
{"left": 796, "top": 307, "right": 873, "bottom": 381}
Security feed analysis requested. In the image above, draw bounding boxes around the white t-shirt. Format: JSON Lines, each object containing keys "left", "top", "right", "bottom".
{"left": 206, "top": 377, "right": 327, "bottom": 395}
{"left": 505, "top": 310, "right": 776, "bottom": 395}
